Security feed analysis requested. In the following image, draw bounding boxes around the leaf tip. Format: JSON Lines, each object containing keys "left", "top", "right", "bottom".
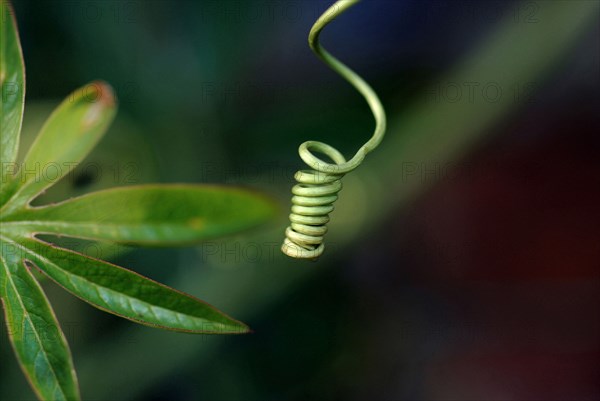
{"left": 90, "top": 80, "right": 117, "bottom": 108}
{"left": 79, "top": 81, "right": 117, "bottom": 128}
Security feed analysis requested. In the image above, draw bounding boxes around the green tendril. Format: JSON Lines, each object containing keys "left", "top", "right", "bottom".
{"left": 281, "top": 0, "right": 387, "bottom": 259}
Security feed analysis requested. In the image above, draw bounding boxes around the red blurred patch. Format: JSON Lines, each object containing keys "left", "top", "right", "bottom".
{"left": 415, "top": 102, "right": 600, "bottom": 282}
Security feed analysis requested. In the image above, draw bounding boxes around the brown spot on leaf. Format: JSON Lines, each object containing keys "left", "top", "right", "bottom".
{"left": 187, "top": 218, "right": 204, "bottom": 230}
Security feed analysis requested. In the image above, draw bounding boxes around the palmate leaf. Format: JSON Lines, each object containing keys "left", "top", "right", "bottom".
{"left": 0, "top": 0, "right": 24, "bottom": 202}
{"left": 0, "top": 81, "right": 117, "bottom": 216}
{"left": 2, "top": 235, "right": 248, "bottom": 333}
{"left": 0, "top": 1, "right": 276, "bottom": 400}
{"left": 0, "top": 251, "right": 80, "bottom": 401}
{"left": 1, "top": 184, "right": 276, "bottom": 245}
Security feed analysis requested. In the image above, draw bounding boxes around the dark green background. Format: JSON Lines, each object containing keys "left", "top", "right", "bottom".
{"left": 1, "top": 1, "right": 598, "bottom": 400}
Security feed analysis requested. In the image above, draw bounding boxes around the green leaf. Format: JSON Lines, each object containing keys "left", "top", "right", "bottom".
{"left": 1, "top": 184, "right": 277, "bottom": 245}
{"left": 0, "top": 1, "right": 25, "bottom": 174}
{"left": 4, "top": 235, "right": 248, "bottom": 334}
{"left": 0, "top": 244, "right": 80, "bottom": 401}
{"left": 1, "top": 81, "right": 117, "bottom": 215}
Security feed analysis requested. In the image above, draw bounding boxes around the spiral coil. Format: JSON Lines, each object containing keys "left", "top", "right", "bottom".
{"left": 282, "top": 142, "right": 346, "bottom": 259}
{"left": 281, "top": 0, "right": 387, "bottom": 259}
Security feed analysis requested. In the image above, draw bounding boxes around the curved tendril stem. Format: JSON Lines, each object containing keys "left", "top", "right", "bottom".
{"left": 305, "top": 0, "right": 387, "bottom": 174}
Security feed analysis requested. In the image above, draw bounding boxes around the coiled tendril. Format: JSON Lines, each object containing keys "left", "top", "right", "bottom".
{"left": 281, "top": 0, "right": 387, "bottom": 259}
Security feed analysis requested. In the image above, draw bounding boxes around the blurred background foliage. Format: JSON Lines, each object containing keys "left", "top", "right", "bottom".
{"left": 1, "top": 0, "right": 599, "bottom": 400}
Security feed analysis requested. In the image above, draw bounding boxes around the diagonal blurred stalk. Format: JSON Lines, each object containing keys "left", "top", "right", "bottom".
{"left": 2, "top": 1, "right": 595, "bottom": 399}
